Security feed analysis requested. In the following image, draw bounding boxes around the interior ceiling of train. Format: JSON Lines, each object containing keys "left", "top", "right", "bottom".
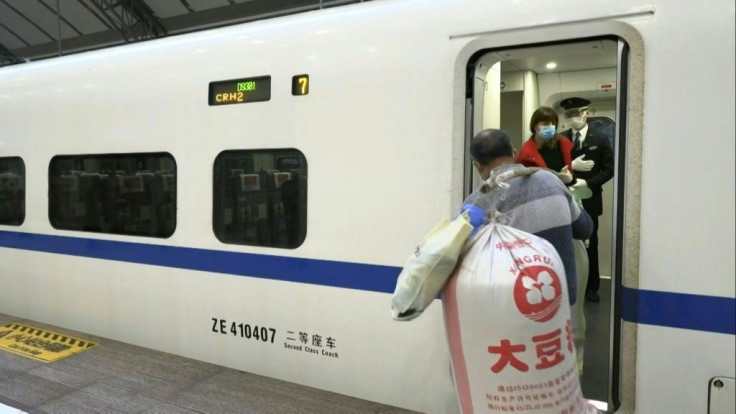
{"left": 495, "top": 40, "right": 618, "bottom": 73}
{"left": 0, "top": 0, "right": 370, "bottom": 67}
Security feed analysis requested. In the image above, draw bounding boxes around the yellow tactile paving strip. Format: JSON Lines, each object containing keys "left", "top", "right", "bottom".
{"left": 0, "top": 323, "right": 97, "bottom": 363}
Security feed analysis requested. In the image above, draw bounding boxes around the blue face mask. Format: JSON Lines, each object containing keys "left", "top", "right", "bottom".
{"left": 538, "top": 125, "right": 556, "bottom": 140}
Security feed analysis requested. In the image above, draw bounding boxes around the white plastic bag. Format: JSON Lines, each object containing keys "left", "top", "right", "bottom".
{"left": 391, "top": 213, "right": 473, "bottom": 321}
{"left": 443, "top": 223, "right": 597, "bottom": 413}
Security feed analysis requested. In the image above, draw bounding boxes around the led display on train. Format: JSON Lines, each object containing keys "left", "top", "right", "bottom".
{"left": 209, "top": 76, "right": 271, "bottom": 105}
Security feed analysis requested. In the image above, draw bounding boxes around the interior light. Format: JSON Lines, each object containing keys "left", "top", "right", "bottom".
{"left": 546, "top": 62, "right": 557, "bottom": 69}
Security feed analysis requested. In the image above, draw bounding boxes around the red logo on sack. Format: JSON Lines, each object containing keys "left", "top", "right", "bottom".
{"left": 513, "top": 266, "right": 562, "bottom": 322}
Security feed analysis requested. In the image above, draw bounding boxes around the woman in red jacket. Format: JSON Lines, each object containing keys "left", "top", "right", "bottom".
{"left": 516, "top": 106, "right": 574, "bottom": 183}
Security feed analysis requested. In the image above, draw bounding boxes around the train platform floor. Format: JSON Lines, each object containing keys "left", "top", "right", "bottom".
{"left": 0, "top": 312, "right": 418, "bottom": 414}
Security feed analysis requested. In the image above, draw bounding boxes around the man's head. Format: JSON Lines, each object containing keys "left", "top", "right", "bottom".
{"left": 560, "top": 97, "right": 591, "bottom": 130}
{"left": 470, "top": 129, "right": 515, "bottom": 180}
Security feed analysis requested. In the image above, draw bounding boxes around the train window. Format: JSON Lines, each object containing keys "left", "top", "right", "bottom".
{"left": 213, "top": 149, "right": 307, "bottom": 249}
{"left": 0, "top": 157, "right": 25, "bottom": 226}
{"left": 48, "top": 153, "right": 176, "bottom": 238}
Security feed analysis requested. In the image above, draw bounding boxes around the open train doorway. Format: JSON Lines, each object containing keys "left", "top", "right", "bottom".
{"left": 465, "top": 38, "right": 626, "bottom": 411}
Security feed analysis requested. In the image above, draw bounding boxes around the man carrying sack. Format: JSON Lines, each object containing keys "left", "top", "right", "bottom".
{"left": 442, "top": 129, "right": 597, "bottom": 413}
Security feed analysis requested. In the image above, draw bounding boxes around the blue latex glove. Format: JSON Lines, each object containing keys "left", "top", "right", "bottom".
{"left": 459, "top": 203, "right": 486, "bottom": 229}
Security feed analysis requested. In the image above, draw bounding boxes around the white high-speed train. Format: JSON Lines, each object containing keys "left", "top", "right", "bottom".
{"left": 0, "top": 0, "right": 733, "bottom": 413}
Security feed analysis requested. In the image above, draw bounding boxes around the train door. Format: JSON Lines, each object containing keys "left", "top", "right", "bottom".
{"left": 464, "top": 38, "right": 627, "bottom": 412}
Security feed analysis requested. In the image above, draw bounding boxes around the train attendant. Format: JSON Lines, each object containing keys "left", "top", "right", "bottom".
{"left": 560, "top": 97, "right": 615, "bottom": 303}
{"left": 516, "top": 106, "right": 575, "bottom": 184}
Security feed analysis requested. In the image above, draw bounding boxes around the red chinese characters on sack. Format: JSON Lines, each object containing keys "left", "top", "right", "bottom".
{"left": 488, "top": 340, "right": 528, "bottom": 373}
{"left": 487, "top": 321, "right": 575, "bottom": 374}
{"left": 532, "top": 329, "right": 563, "bottom": 369}
{"left": 565, "top": 319, "right": 574, "bottom": 353}
{"left": 495, "top": 238, "right": 532, "bottom": 251}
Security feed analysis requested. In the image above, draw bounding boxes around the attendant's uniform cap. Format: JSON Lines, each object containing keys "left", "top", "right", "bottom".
{"left": 560, "top": 97, "right": 591, "bottom": 111}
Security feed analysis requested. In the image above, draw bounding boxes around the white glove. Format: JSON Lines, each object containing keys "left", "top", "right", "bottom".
{"left": 570, "top": 178, "right": 592, "bottom": 200}
{"left": 572, "top": 155, "right": 595, "bottom": 172}
{"left": 556, "top": 166, "right": 573, "bottom": 184}
{"left": 572, "top": 178, "right": 588, "bottom": 189}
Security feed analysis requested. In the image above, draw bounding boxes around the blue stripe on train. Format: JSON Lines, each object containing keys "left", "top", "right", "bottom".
{"left": 0, "top": 230, "right": 399, "bottom": 294}
{"left": 621, "top": 286, "right": 735, "bottom": 335}
{"left": 1, "top": 230, "right": 734, "bottom": 335}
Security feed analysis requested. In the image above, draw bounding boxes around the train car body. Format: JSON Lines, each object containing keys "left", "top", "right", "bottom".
{"left": 0, "top": 0, "right": 733, "bottom": 413}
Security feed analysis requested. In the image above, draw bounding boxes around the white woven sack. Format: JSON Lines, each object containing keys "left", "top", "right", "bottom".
{"left": 443, "top": 223, "right": 597, "bottom": 414}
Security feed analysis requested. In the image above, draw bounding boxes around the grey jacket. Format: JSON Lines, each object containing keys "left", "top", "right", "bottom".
{"left": 464, "top": 163, "right": 593, "bottom": 304}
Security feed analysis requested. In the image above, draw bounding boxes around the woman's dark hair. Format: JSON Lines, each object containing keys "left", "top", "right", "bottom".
{"left": 470, "top": 129, "right": 514, "bottom": 165}
{"left": 529, "top": 106, "right": 559, "bottom": 135}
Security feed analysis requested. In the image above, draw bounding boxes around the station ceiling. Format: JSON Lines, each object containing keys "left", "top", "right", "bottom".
{"left": 0, "top": 0, "right": 369, "bottom": 67}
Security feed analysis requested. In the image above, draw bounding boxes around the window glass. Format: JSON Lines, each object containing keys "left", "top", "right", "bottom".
{"left": 214, "top": 149, "right": 307, "bottom": 248}
{"left": 0, "top": 157, "right": 25, "bottom": 226}
{"left": 49, "top": 153, "right": 176, "bottom": 238}
{"left": 587, "top": 116, "right": 616, "bottom": 150}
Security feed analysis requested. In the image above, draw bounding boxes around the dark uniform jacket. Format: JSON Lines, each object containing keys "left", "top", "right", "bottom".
{"left": 561, "top": 127, "right": 614, "bottom": 216}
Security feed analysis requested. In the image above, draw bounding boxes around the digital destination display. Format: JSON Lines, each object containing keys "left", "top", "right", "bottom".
{"left": 209, "top": 76, "right": 271, "bottom": 105}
